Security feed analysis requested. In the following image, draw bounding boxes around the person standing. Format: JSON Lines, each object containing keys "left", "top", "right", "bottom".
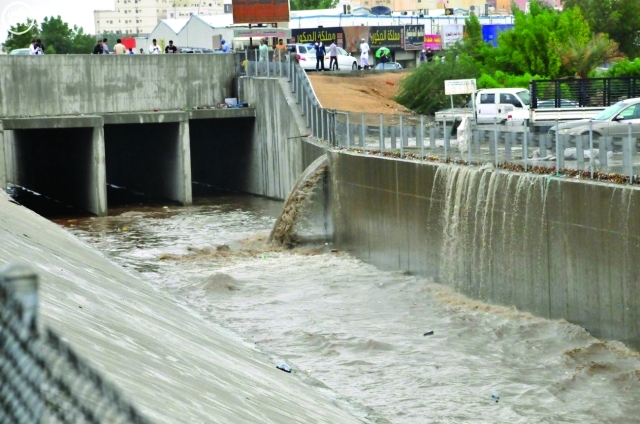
{"left": 379, "top": 48, "right": 388, "bottom": 65}
{"left": 315, "top": 41, "right": 326, "bottom": 71}
{"left": 274, "top": 38, "right": 287, "bottom": 62}
{"left": 420, "top": 50, "right": 426, "bottom": 64}
{"left": 129, "top": 48, "right": 135, "bottom": 54}
{"left": 35, "top": 39, "right": 44, "bottom": 54}
{"left": 29, "top": 40, "right": 39, "bottom": 55}
{"left": 102, "top": 38, "right": 109, "bottom": 54}
{"left": 220, "top": 39, "right": 230, "bottom": 53}
{"left": 165, "top": 40, "right": 178, "bottom": 54}
{"left": 359, "top": 38, "right": 370, "bottom": 70}
{"left": 92, "top": 40, "right": 104, "bottom": 54}
{"left": 259, "top": 38, "right": 268, "bottom": 62}
{"left": 149, "top": 39, "right": 161, "bottom": 54}
{"left": 113, "top": 39, "right": 127, "bottom": 54}
{"left": 329, "top": 40, "right": 338, "bottom": 71}
{"left": 425, "top": 47, "right": 434, "bottom": 62}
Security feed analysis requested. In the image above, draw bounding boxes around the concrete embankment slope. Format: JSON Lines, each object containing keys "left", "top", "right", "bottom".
{"left": 0, "top": 191, "right": 362, "bottom": 423}
{"left": 329, "top": 152, "right": 640, "bottom": 349}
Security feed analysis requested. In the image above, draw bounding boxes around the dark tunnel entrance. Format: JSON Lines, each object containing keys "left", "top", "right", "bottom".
{"left": 189, "top": 117, "right": 255, "bottom": 196}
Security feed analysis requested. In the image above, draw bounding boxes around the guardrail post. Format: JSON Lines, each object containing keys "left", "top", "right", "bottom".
{"left": 419, "top": 115, "right": 424, "bottom": 159}
{"left": 379, "top": 114, "right": 384, "bottom": 151}
{"left": 625, "top": 122, "right": 634, "bottom": 183}
{"left": 244, "top": 49, "right": 249, "bottom": 77}
{"left": 399, "top": 116, "right": 404, "bottom": 156}
{"left": 600, "top": 136, "right": 611, "bottom": 171}
{"left": 576, "top": 135, "right": 585, "bottom": 170}
{"left": 589, "top": 120, "right": 594, "bottom": 179}
{"left": 523, "top": 125, "right": 529, "bottom": 172}
{"left": 556, "top": 130, "right": 564, "bottom": 171}
{"left": 360, "top": 113, "right": 366, "bottom": 148}
{"left": 443, "top": 119, "right": 448, "bottom": 159}
{"left": 467, "top": 119, "right": 472, "bottom": 165}
{"left": 267, "top": 51, "right": 270, "bottom": 78}
{"left": 429, "top": 126, "right": 436, "bottom": 150}
{"left": 474, "top": 130, "right": 481, "bottom": 154}
{"left": 493, "top": 118, "right": 498, "bottom": 167}
{"left": 254, "top": 49, "right": 258, "bottom": 76}
{"left": 346, "top": 113, "right": 351, "bottom": 148}
{"left": 391, "top": 125, "right": 396, "bottom": 149}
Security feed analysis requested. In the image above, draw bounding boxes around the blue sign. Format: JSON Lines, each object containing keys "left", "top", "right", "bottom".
{"left": 481, "top": 24, "right": 514, "bottom": 47}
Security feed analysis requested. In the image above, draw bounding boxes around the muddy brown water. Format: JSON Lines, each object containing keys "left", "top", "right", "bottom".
{"left": 50, "top": 193, "right": 640, "bottom": 424}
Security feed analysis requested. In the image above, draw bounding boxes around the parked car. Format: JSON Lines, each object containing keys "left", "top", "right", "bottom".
{"left": 9, "top": 48, "right": 30, "bottom": 55}
{"left": 374, "top": 62, "right": 403, "bottom": 70}
{"left": 323, "top": 47, "right": 358, "bottom": 70}
{"left": 549, "top": 98, "right": 640, "bottom": 137}
{"left": 287, "top": 43, "right": 317, "bottom": 70}
{"left": 537, "top": 99, "right": 580, "bottom": 108}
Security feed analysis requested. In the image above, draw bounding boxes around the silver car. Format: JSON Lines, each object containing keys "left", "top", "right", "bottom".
{"left": 549, "top": 98, "right": 640, "bottom": 137}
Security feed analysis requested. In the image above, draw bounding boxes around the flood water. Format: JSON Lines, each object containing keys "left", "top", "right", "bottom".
{"left": 50, "top": 192, "right": 640, "bottom": 424}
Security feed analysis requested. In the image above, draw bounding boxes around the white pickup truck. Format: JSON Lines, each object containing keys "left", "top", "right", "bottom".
{"left": 435, "top": 87, "right": 606, "bottom": 126}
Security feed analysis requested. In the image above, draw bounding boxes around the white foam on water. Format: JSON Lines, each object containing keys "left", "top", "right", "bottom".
{"left": 62, "top": 194, "right": 640, "bottom": 424}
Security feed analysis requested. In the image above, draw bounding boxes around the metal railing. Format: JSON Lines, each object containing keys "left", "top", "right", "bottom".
{"left": 238, "top": 49, "right": 292, "bottom": 79}
{"left": 240, "top": 61, "right": 640, "bottom": 184}
{"left": 530, "top": 77, "right": 640, "bottom": 108}
{"left": 0, "top": 263, "right": 151, "bottom": 423}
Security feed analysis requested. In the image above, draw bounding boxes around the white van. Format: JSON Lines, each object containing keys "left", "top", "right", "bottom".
{"left": 475, "top": 88, "right": 531, "bottom": 124}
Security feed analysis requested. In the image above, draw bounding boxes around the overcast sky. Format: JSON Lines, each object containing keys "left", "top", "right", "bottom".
{"left": 1, "top": 0, "right": 113, "bottom": 42}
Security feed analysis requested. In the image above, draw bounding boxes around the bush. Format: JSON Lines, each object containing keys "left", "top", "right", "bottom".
{"left": 605, "top": 58, "right": 640, "bottom": 77}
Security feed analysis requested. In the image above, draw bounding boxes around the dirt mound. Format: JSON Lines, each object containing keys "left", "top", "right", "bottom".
{"left": 307, "top": 71, "right": 412, "bottom": 115}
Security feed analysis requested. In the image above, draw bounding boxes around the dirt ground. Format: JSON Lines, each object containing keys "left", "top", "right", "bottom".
{"left": 307, "top": 71, "right": 413, "bottom": 116}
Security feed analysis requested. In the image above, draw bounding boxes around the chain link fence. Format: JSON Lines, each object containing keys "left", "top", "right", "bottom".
{"left": 1, "top": 263, "right": 151, "bottom": 424}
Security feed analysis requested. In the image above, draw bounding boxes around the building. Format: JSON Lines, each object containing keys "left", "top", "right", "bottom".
{"left": 95, "top": 0, "right": 224, "bottom": 36}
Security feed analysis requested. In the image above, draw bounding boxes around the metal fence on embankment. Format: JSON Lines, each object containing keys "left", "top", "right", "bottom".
{"left": 0, "top": 263, "right": 150, "bottom": 424}
{"left": 238, "top": 59, "right": 640, "bottom": 184}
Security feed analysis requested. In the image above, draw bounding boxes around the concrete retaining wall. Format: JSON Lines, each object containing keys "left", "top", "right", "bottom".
{"left": 0, "top": 55, "right": 236, "bottom": 117}
{"left": 329, "top": 152, "right": 640, "bottom": 348}
{"left": 239, "top": 77, "right": 326, "bottom": 200}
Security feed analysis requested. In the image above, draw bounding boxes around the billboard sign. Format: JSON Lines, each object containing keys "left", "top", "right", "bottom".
{"left": 232, "top": 0, "right": 290, "bottom": 24}
{"left": 444, "top": 79, "right": 477, "bottom": 95}
{"left": 292, "top": 26, "right": 406, "bottom": 52}
{"left": 441, "top": 24, "right": 464, "bottom": 48}
{"left": 404, "top": 25, "right": 425, "bottom": 50}
{"left": 424, "top": 34, "right": 442, "bottom": 50}
{"left": 291, "top": 28, "right": 345, "bottom": 47}
{"left": 234, "top": 28, "right": 291, "bottom": 38}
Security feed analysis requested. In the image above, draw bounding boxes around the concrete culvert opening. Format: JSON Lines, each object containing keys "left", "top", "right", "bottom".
{"left": 4, "top": 126, "right": 103, "bottom": 216}
{"left": 189, "top": 117, "right": 255, "bottom": 193}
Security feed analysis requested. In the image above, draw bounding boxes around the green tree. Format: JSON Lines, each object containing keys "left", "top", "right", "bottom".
{"left": 395, "top": 52, "right": 481, "bottom": 115}
{"left": 493, "top": 0, "right": 591, "bottom": 78}
{"left": 40, "top": 16, "right": 73, "bottom": 54}
{"left": 2, "top": 18, "right": 40, "bottom": 52}
{"left": 556, "top": 33, "right": 624, "bottom": 78}
{"left": 605, "top": 58, "right": 640, "bottom": 77}
{"left": 290, "top": 0, "right": 338, "bottom": 11}
{"left": 71, "top": 26, "right": 97, "bottom": 54}
{"left": 562, "top": 0, "right": 640, "bottom": 59}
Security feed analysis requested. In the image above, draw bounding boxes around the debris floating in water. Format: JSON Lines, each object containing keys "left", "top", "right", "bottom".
{"left": 276, "top": 362, "right": 292, "bottom": 373}
{"left": 492, "top": 393, "right": 500, "bottom": 403}
{"left": 423, "top": 331, "right": 434, "bottom": 336}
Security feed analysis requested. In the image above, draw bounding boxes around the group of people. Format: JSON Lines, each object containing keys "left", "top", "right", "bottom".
{"left": 28, "top": 39, "right": 44, "bottom": 55}
{"left": 312, "top": 40, "right": 341, "bottom": 71}
{"left": 93, "top": 38, "right": 135, "bottom": 54}
{"left": 419, "top": 47, "right": 436, "bottom": 63}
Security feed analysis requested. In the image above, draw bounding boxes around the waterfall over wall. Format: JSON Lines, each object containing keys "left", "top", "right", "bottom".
{"left": 329, "top": 151, "right": 640, "bottom": 348}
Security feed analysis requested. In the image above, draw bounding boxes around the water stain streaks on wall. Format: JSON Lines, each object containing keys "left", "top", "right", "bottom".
{"left": 329, "top": 152, "right": 640, "bottom": 349}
